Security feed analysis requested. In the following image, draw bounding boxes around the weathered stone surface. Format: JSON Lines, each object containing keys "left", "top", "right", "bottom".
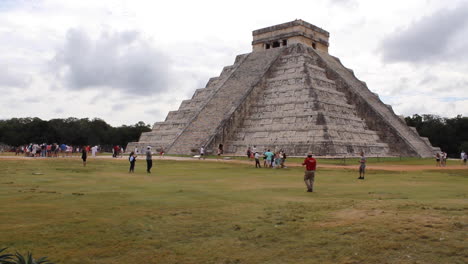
{"left": 128, "top": 20, "right": 436, "bottom": 157}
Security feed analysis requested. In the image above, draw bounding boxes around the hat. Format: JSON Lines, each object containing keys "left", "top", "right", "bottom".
{"left": 147, "top": 146, "right": 151, "bottom": 149}
{"left": 307, "top": 152, "right": 313, "bottom": 156}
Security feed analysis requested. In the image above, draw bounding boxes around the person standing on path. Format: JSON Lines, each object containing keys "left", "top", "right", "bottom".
{"left": 146, "top": 146, "right": 153, "bottom": 173}
{"left": 91, "top": 145, "right": 97, "bottom": 157}
{"left": 199, "top": 146, "right": 205, "bottom": 160}
{"left": 302, "top": 152, "right": 317, "bottom": 192}
{"left": 81, "top": 146, "right": 87, "bottom": 167}
{"left": 254, "top": 152, "right": 261, "bottom": 168}
{"left": 217, "top": 146, "right": 222, "bottom": 160}
{"left": 435, "top": 152, "right": 441, "bottom": 167}
{"left": 129, "top": 151, "right": 137, "bottom": 173}
{"left": 358, "top": 151, "right": 366, "bottom": 179}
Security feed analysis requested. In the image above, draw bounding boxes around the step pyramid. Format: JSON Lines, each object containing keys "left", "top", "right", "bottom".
{"left": 128, "top": 20, "right": 436, "bottom": 157}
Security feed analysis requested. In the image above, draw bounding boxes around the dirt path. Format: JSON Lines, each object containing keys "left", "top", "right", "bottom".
{"left": 1, "top": 154, "right": 467, "bottom": 172}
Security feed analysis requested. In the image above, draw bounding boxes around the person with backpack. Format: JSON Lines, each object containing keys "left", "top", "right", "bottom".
{"left": 129, "top": 151, "right": 137, "bottom": 173}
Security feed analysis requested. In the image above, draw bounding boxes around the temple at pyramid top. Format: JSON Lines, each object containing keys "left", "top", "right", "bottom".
{"left": 252, "top": 19, "right": 330, "bottom": 53}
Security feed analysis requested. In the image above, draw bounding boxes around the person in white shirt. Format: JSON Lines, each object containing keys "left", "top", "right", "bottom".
{"left": 199, "top": 146, "right": 205, "bottom": 160}
{"left": 254, "top": 152, "right": 261, "bottom": 168}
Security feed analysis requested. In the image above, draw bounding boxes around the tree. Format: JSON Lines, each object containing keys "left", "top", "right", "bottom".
{"left": 0, "top": 117, "right": 151, "bottom": 148}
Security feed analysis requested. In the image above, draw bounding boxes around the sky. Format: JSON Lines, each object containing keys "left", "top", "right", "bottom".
{"left": 1, "top": 0, "right": 467, "bottom": 126}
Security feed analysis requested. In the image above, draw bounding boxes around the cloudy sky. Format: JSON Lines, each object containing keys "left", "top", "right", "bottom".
{"left": 1, "top": 0, "right": 467, "bottom": 126}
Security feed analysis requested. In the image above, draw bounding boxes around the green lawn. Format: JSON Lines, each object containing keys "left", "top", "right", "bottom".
{"left": 0, "top": 158, "right": 466, "bottom": 264}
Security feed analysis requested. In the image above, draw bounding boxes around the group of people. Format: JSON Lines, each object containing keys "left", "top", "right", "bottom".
{"left": 112, "top": 145, "right": 125, "bottom": 158}
{"left": 127, "top": 146, "right": 153, "bottom": 173}
{"left": 301, "top": 151, "right": 367, "bottom": 193}
{"left": 435, "top": 151, "right": 468, "bottom": 166}
{"left": 252, "top": 149, "right": 287, "bottom": 169}
{"left": 17, "top": 143, "right": 100, "bottom": 158}
{"left": 435, "top": 151, "right": 448, "bottom": 167}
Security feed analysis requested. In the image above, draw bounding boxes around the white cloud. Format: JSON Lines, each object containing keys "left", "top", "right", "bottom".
{"left": 51, "top": 28, "right": 171, "bottom": 95}
{"left": 0, "top": 0, "right": 467, "bottom": 127}
{"left": 380, "top": 2, "right": 468, "bottom": 63}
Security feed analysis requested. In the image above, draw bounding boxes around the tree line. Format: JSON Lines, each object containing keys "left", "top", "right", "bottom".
{"left": 405, "top": 114, "right": 468, "bottom": 157}
{"left": 0, "top": 117, "right": 151, "bottom": 149}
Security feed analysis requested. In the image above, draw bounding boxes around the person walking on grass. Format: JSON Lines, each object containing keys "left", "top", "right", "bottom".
{"left": 435, "top": 152, "right": 441, "bottom": 167}
{"left": 129, "top": 151, "right": 137, "bottom": 173}
{"left": 302, "top": 152, "right": 317, "bottom": 192}
{"left": 264, "top": 149, "right": 274, "bottom": 168}
{"left": 146, "top": 146, "right": 153, "bottom": 173}
{"left": 81, "top": 146, "right": 87, "bottom": 167}
{"left": 358, "top": 151, "right": 366, "bottom": 179}
{"left": 254, "top": 152, "right": 261, "bottom": 168}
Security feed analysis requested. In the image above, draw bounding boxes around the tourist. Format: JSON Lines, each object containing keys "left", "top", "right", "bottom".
{"left": 463, "top": 152, "right": 467, "bottom": 166}
{"left": 81, "top": 146, "right": 87, "bottom": 167}
{"left": 60, "top": 143, "right": 66, "bottom": 157}
{"left": 91, "top": 145, "right": 98, "bottom": 157}
{"left": 129, "top": 151, "right": 137, "bottom": 173}
{"left": 358, "top": 151, "right": 366, "bottom": 179}
{"left": 146, "top": 146, "right": 153, "bottom": 173}
{"left": 281, "top": 151, "right": 287, "bottom": 168}
{"left": 216, "top": 146, "right": 222, "bottom": 160}
{"left": 134, "top": 147, "right": 139, "bottom": 155}
{"left": 274, "top": 152, "right": 281, "bottom": 168}
{"left": 199, "top": 146, "right": 205, "bottom": 160}
{"left": 441, "top": 152, "right": 447, "bottom": 167}
{"left": 435, "top": 152, "right": 441, "bottom": 167}
{"left": 246, "top": 147, "right": 251, "bottom": 160}
{"left": 461, "top": 151, "right": 466, "bottom": 164}
{"left": 263, "top": 150, "right": 267, "bottom": 168}
{"left": 41, "top": 143, "right": 46, "bottom": 157}
{"left": 302, "top": 152, "right": 317, "bottom": 192}
{"left": 264, "top": 149, "right": 274, "bottom": 168}
{"left": 159, "top": 147, "right": 165, "bottom": 158}
{"left": 254, "top": 152, "right": 261, "bottom": 168}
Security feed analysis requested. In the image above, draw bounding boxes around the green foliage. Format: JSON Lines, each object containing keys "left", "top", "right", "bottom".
{"left": 0, "top": 249, "right": 53, "bottom": 264}
{"left": 405, "top": 114, "right": 468, "bottom": 156}
{"left": 0, "top": 117, "right": 151, "bottom": 147}
{"left": 0, "top": 248, "right": 14, "bottom": 264}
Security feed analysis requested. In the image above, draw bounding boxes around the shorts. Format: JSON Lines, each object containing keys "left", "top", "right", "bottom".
{"left": 304, "top": 170, "right": 315, "bottom": 181}
{"left": 359, "top": 164, "right": 366, "bottom": 173}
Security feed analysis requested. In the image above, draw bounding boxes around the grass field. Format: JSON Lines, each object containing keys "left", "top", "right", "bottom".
{"left": 0, "top": 158, "right": 467, "bottom": 264}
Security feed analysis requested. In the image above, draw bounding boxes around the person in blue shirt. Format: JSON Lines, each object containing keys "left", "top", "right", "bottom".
{"left": 264, "top": 149, "right": 274, "bottom": 168}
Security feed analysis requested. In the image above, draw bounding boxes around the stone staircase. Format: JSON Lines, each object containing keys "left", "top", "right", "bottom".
{"left": 224, "top": 44, "right": 390, "bottom": 156}
{"left": 167, "top": 48, "right": 283, "bottom": 154}
{"left": 312, "top": 48, "right": 435, "bottom": 157}
{"left": 126, "top": 54, "right": 249, "bottom": 153}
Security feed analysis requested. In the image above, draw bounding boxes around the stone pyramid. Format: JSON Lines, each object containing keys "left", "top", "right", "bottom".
{"left": 128, "top": 20, "right": 436, "bottom": 157}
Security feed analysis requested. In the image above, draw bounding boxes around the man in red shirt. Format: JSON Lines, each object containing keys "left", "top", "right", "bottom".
{"left": 302, "top": 152, "right": 317, "bottom": 192}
